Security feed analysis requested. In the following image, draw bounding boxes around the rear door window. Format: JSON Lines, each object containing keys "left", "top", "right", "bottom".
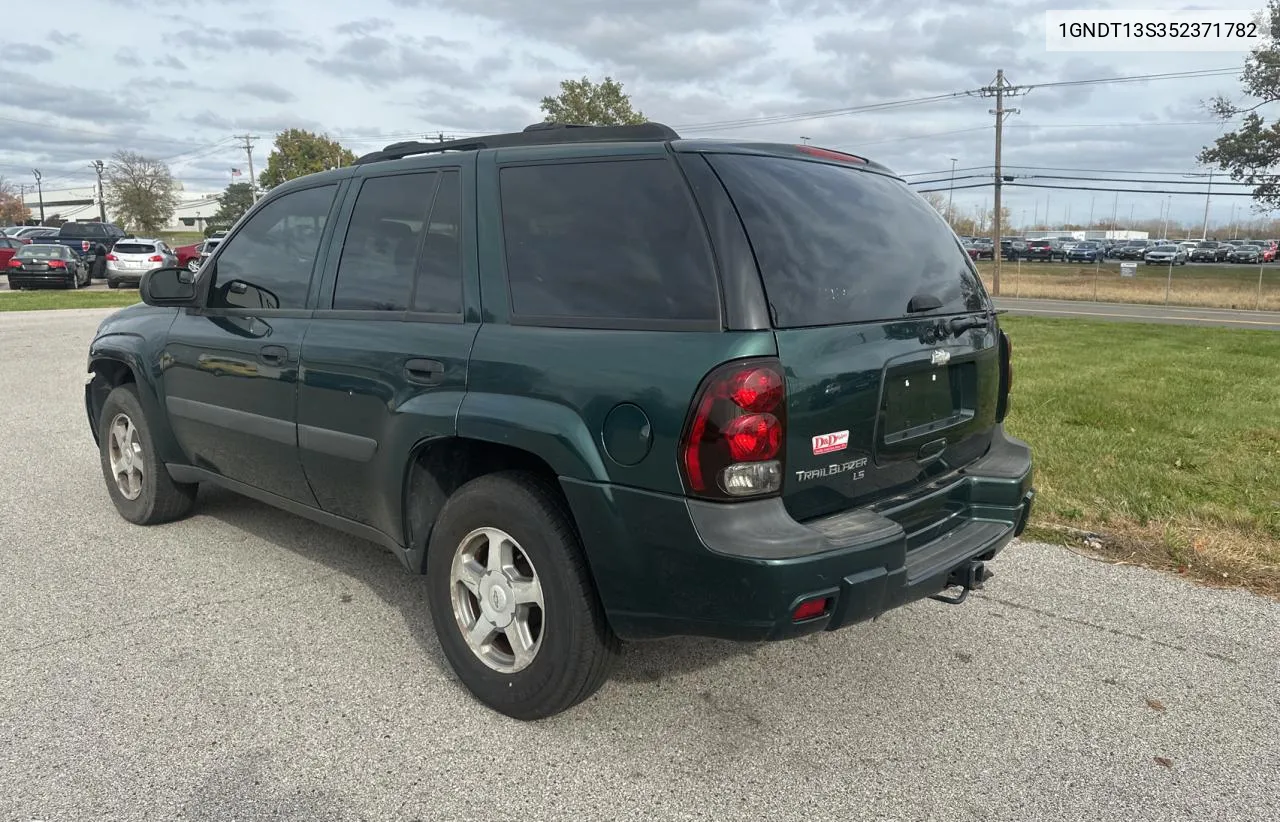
{"left": 332, "top": 171, "right": 438, "bottom": 311}
{"left": 708, "top": 154, "right": 986, "bottom": 327}
{"left": 498, "top": 158, "right": 719, "bottom": 323}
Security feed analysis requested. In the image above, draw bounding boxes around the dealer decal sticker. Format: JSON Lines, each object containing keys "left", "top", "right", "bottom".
{"left": 812, "top": 430, "right": 849, "bottom": 456}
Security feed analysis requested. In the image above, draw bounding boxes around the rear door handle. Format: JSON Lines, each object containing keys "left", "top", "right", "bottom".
{"left": 260, "top": 344, "right": 289, "bottom": 365}
{"left": 405, "top": 358, "right": 445, "bottom": 385}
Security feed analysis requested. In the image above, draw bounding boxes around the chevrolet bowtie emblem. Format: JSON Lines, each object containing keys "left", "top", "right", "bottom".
{"left": 931, "top": 349, "right": 951, "bottom": 366}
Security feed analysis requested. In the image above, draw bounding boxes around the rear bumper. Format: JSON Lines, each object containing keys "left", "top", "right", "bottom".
{"left": 5, "top": 273, "right": 75, "bottom": 289}
{"left": 105, "top": 265, "right": 145, "bottom": 282}
{"left": 564, "top": 425, "right": 1034, "bottom": 642}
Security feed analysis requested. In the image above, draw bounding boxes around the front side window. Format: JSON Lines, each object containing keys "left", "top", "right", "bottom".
{"left": 208, "top": 185, "right": 336, "bottom": 310}
{"left": 499, "top": 158, "right": 718, "bottom": 322}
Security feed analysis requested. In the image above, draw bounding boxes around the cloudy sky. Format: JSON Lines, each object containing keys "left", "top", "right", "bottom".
{"left": 0, "top": 0, "right": 1267, "bottom": 229}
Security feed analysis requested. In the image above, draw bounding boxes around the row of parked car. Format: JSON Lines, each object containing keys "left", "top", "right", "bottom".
{"left": 1, "top": 223, "right": 225, "bottom": 290}
{"left": 958, "top": 235, "right": 1280, "bottom": 265}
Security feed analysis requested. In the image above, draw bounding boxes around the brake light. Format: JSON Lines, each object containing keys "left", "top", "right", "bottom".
{"left": 47, "top": 260, "right": 66, "bottom": 269}
{"left": 148, "top": 255, "right": 164, "bottom": 262}
{"left": 7, "top": 259, "right": 20, "bottom": 268}
{"left": 681, "top": 359, "right": 786, "bottom": 499}
{"left": 797, "top": 145, "right": 868, "bottom": 164}
{"left": 81, "top": 240, "right": 90, "bottom": 252}
{"left": 106, "top": 253, "right": 118, "bottom": 261}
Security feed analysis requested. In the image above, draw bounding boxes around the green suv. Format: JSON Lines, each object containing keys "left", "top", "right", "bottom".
{"left": 84, "top": 122, "right": 1034, "bottom": 719}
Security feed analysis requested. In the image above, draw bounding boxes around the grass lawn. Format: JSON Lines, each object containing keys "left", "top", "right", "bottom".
{"left": 0, "top": 290, "right": 141, "bottom": 311}
{"left": 1002, "top": 316, "right": 1280, "bottom": 595}
{"left": 977, "top": 261, "right": 1280, "bottom": 311}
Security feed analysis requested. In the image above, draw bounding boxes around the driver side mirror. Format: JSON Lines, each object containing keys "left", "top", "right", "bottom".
{"left": 140, "top": 267, "right": 198, "bottom": 307}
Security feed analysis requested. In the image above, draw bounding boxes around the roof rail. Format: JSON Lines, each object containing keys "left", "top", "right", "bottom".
{"left": 353, "top": 121, "right": 681, "bottom": 165}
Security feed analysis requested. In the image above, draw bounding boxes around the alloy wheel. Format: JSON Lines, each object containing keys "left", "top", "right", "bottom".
{"left": 449, "top": 527, "right": 545, "bottom": 674}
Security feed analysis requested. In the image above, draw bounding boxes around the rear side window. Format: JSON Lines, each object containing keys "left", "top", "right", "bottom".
{"left": 499, "top": 159, "right": 718, "bottom": 323}
{"left": 333, "top": 171, "right": 438, "bottom": 311}
{"left": 709, "top": 154, "right": 986, "bottom": 327}
{"left": 413, "top": 170, "right": 463, "bottom": 315}
{"left": 113, "top": 243, "right": 156, "bottom": 255}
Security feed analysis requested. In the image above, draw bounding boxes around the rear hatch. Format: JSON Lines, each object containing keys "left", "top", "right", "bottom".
{"left": 704, "top": 150, "right": 1003, "bottom": 524}
{"left": 109, "top": 241, "right": 162, "bottom": 272}
{"left": 11, "top": 245, "right": 72, "bottom": 273}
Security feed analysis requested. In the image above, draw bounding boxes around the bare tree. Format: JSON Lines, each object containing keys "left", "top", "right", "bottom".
{"left": 0, "top": 175, "right": 30, "bottom": 225}
{"left": 104, "top": 150, "right": 180, "bottom": 233}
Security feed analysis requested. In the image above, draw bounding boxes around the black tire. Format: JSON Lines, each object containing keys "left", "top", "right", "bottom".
{"left": 98, "top": 384, "right": 198, "bottom": 525}
{"left": 107, "top": 279, "right": 119, "bottom": 289}
{"left": 426, "top": 471, "right": 619, "bottom": 720}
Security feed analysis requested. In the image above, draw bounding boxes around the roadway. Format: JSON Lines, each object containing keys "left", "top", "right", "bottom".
{"left": 995, "top": 297, "right": 1280, "bottom": 331}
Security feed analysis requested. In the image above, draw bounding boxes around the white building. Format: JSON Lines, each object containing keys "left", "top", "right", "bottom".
{"left": 1025, "top": 228, "right": 1149, "bottom": 241}
{"left": 20, "top": 182, "right": 222, "bottom": 232}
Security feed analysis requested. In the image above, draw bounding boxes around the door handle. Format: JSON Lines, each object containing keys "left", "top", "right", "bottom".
{"left": 404, "top": 358, "right": 445, "bottom": 385}
{"left": 260, "top": 344, "right": 289, "bottom": 365}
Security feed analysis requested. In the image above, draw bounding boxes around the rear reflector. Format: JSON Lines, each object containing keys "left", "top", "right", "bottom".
{"left": 792, "top": 597, "right": 831, "bottom": 622}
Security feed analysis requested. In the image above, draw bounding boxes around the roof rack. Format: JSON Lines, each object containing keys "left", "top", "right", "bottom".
{"left": 353, "top": 121, "right": 681, "bottom": 165}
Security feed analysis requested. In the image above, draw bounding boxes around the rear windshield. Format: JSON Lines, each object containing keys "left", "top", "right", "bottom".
{"left": 708, "top": 154, "right": 986, "bottom": 327}
{"left": 1197, "top": 242, "right": 1217, "bottom": 248}
{"left": 1029, "top": 240, "right": 1052, "bottom": 247}
{"left": 60, "top": 223, "right": 105, "bottom": 237}
{"left": 17, "top": 245, "right": 68, "bottom": 259}
{"left": 113, "top": 243, "right": 156, "bottom": 255}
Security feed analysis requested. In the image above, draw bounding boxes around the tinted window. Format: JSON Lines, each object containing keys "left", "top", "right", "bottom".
{"left": 61, "top": 223, "right": 105, "bottom": 237}
{"left": 17, "top": 245, "right": 68, "bottom": 259}
{"left": 413, "top": 170, "right": 462, "bottom": 314}
{"left": 499, "top": 159, "right": 718, "bottom": 321}
{"left": 209, "top": 184, "right": 335, "bottom": 310}
{"left": 333, "top": 172, "right": 437, "bottom": 311}
{"left": 113, "top": 243, "right": 157, "bottom": 254}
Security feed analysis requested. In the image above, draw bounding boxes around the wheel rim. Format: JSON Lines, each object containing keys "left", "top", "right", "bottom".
{"left": 187, "top": 260, "right": 199, "bottom": 272}
{"left": 449, "top": 527, "right": 545, "bottom": 674}
{"left": 107, "top": 413, "right": 145, "bottom": 500}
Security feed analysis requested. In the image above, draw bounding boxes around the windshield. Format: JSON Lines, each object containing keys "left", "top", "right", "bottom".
{"left": 1152, "top": 246, "right": 1177, "bottom": 252}
{"left": 707, "top": 154, "right": 987, "bottom": 327}
{"left": 1197, "top": 242, "right": 1217, "bottom": 248}
{"left": 1238, "top": 245, "right": 1260, "bottom": 250}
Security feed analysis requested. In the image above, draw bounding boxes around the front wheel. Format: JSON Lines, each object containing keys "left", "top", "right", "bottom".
{"left": 98, "top": 384, "right": 198, "bottom": 525}
{"left": 186, "top": 259, "right": 200, "bottom": 273}
{"left": 426, "top": 471, "right": 619, "bottom": 720}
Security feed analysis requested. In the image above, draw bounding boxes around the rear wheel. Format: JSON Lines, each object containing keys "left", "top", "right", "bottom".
{"left": 98, "top": 384, "right": 198, "bottom": 525}
{"left": 426, "top": 471, "right": 618, "bottom": 720}
{"left": 107, "top": 279, "right": 119, "bottom": 289}
{"left": 186, "top": 258, "right": 200, "bottom": 273}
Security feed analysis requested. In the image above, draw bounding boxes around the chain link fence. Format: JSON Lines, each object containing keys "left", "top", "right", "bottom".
{"left": 977, "top": 259, "right": 1280, "bottom": 311}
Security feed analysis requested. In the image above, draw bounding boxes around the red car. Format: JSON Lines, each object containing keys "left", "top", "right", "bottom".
{"left": 0, "top": 235, "right": 30, "bottom": 270}
{"left": 174, "top": 241, "right": 203, "bottom": 272}
{"left": 1261, "top": 242, "right": 1277, "bottom": 263}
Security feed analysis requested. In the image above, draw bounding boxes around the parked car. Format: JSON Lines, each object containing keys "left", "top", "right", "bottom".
{"left": 29, "top": 221, "right": 127, "bottom": 279}
{"left": 174, "top": 241, "right": 204, "bottom": 272}
{"left": 1264, "top": 245, "right": 1277, "bottom": 263}
{"left": 1227, "top": 244, "right": 1262, "bottom": 263}
{"left": 196, "top": 233, "right": 226, "bottom": 268}
{"left": 5, "top": 226, "right": 58, "bottom": 240}
{"left": 1189, "top": 241, "right": 1224, "bottom": 263}
{"left": 5, "top": 242, "right": 90, "bottom": 289}
{"left": 83, "top": 123, "right": 1032, "bottom": 720}
{"left": 1065, "top": 240, "right": 1104, "bottom": 262}
{"left": 1143, "top": 244, "right": 1187, "bottom": 265}
{"left": 1115, "top": 241, "right": 1149, "bottom": 260}
{"left": 961, "top": 241, "right": 981, "bottom": 261}
{"left": 105, "top": 239, "right": 179, "bottom": 289}
{"left": 0, "top": 236, "right": 29, "bottom": 269}
{"left": 1023, "top": 238, "right": 1060, "bottom": 261}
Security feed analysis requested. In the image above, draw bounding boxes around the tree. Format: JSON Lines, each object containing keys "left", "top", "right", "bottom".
{"left": 104, "top": 150, "right": 180, "bottom": 234}
{"left": 539, "top": 76, "right": 646, "bottom": 126}
{"left": 259, "top": 129, "right": 356, "bottom": 190}
{"left": 1199, "top": 2, "right": 1280, "bottom": 209}
{"left": 0, "top": 176, "right": 30, "bottom": 225}
{"left": 208, "top": 182, "right": 255, "bottom": 233}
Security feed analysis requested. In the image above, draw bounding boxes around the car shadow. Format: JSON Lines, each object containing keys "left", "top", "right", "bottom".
{"left": 189, "top": 485, "right": 758, "bottom": 685}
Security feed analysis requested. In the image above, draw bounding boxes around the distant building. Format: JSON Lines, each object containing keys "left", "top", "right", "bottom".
{"left": 1024, "top": 228, "right": 1149, "bottom": 241}
{"left": 20, "top": 181, "right": 221, "bottom": 232}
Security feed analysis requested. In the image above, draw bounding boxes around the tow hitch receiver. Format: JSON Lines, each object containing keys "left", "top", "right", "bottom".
{"left": 930, "top": 560, "right": 993, "bottom": 606}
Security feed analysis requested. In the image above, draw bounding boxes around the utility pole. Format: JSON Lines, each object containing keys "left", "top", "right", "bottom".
{"left": 1087, "top": 195, "right": 1095, "bottom": 230}
{"left": 91, "top": 160, "right": 106, "bottom": 222}
{"left": 979, "top": 70, "right": 1022, "bottom": 295}
{"left": 238, "top": 135, "right": 259, "bottom": 201}
{"left": 1161, "top": 195, "right": 1171, "bottom": 239}
{"left": 1111, "top": 192, "right": 1119, "bottom": 234}
{"left": 32, "top": 169, "right": 44, "bottom": 224}
{"left": 946, "top": 157, "right": 958, "bottom": 228}
{"left": 1201, "top": 170, "right": 1213, "bottom": 239}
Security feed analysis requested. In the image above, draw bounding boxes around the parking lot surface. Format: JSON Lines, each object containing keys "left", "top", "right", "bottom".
{"left": 2, "top": 309, "right": 1277, "bottom": 821}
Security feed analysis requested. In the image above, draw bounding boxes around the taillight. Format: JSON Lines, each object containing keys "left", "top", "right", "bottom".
{"left": 106, "top": 253, "right": 118, "bottom": 261}
{"left": 47, "top": 260, "right": 66, "bottom": 269}
{"left": 996, "top": 330, "right": 1013, "bottom": 422}
{"left": 7, "top": 259, "right": 21, "bottom": 268}
{"left": 81, "top": 241, "right": 90, "bottom": 252}
{"left": 148, "top": 255, "right": 164, "bottom": 262}
{"left": 680, "top": 359, "right": 786, "bottom": 499}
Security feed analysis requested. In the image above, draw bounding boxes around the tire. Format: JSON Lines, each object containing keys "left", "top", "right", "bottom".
{"left": 186, "top": 259, "right": 200, "bottom": 273}
{"left": 98, "top": 384, "right": 198, "bottom": 525}
{"left": 426, "top": 471, "right": 619, "bottom": 720}
{"left": 107, "top": 279, "right": 119, "bottom": 289}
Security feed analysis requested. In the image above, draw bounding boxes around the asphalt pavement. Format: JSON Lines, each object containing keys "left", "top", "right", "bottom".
{"left": 2, "top": 308, "right": 1278, "bottom": 821}
{"left": 995, "top": 297, "right": 1280, "bottom": 330}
